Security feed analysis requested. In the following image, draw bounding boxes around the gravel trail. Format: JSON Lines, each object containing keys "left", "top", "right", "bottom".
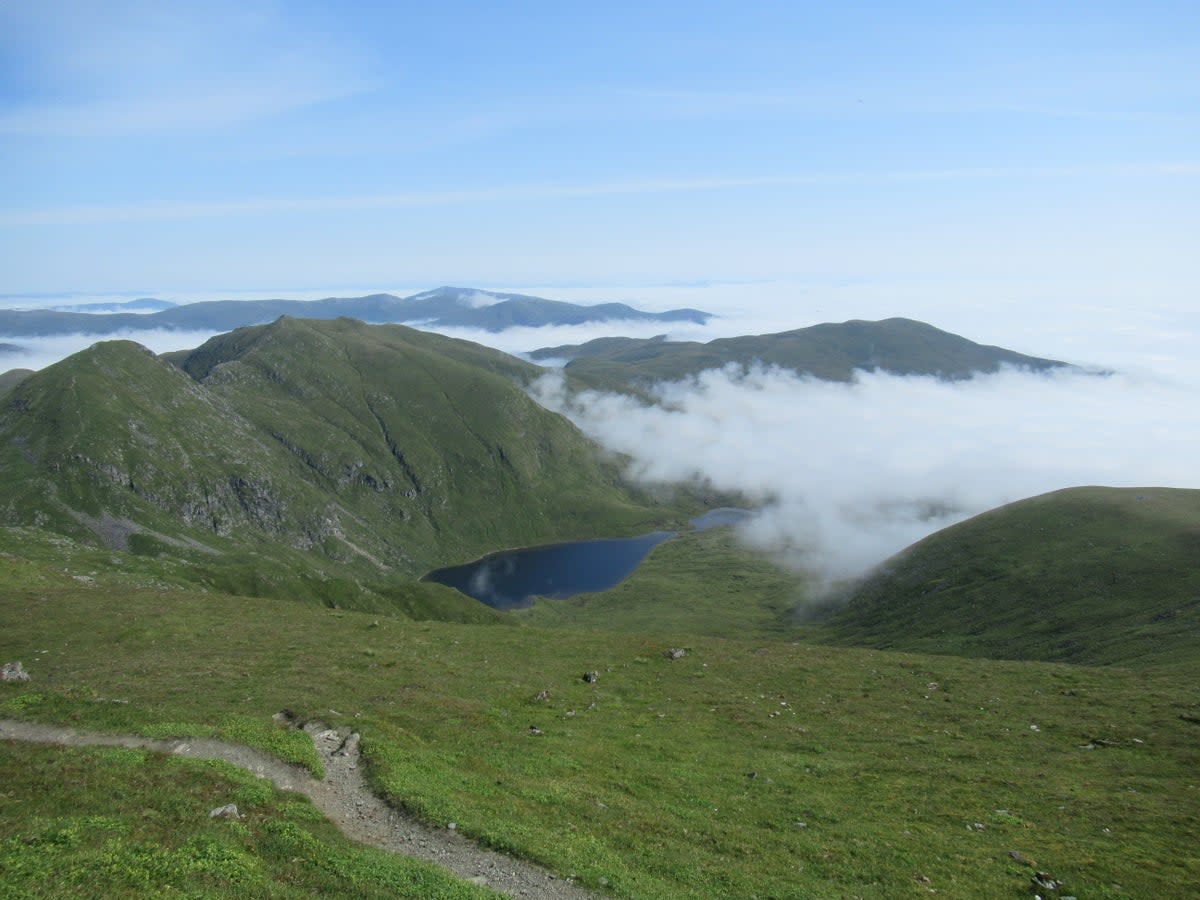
{"left": 0, "top": 717, "right": 597, "bottom": 899}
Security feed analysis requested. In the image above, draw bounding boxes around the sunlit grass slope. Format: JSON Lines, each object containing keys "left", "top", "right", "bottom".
{"left": 3, "top": 552, "right": 1197, "bottom": 898}
{"left": 820, "top": 487, "right": 1200, "bottom": 667}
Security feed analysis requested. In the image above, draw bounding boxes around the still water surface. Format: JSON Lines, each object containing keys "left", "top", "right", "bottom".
{"left": 423, "top": 508, "right": 751, "bottom": 610}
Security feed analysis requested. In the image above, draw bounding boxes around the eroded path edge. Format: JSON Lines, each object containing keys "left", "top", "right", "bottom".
{"left": 0, "top": 718, "right": 596, "bottom": 900}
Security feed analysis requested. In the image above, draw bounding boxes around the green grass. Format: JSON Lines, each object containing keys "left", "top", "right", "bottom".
{"left": 515, "top": 526, "right": 808, "bottom": 639}
{"left": 3, "top": 555, "right": 1198, "bottom": 898}
{"left": 0, "top": 525, "right": 509, "bottom": 625}
{"left": 0, "top": 742, "right": 494, "bottom": 898}
{"left": 0, "top": 367, "right": 32, "bottom": 398}
{"left": 819, "top": 486, "right": 1200, "bottom": 667}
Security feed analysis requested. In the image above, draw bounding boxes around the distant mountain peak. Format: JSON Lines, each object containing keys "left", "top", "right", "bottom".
{"left": 530, "top": 317, "right": 1073, "bottom": 390}
{"left": 0, "top": 287, "right": 712, "bottom": 338}
{"left": 407, "top": 286, "right": 508, "bottom": 309}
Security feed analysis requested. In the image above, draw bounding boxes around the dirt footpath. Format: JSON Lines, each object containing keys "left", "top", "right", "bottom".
{"left": 0, "top": 718, "right": 597, "bottom": 899}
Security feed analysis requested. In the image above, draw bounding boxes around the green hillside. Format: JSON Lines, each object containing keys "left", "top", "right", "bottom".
{"left": 2, "top": 554, "right": 1197, "bottom": 898}
{"left": 818, "top": 486, "right": 1200, "bottom": 667}
{"left": 0, "top": 368, "right": 31, "bottom": 398}
{"left": 0, "top": 319, "right": 678, "bottom": 617}
{"left": 0, "top": 741, "right": 490, "bottom": 899}
{"left": 532, "top": 317, "right": 1070, "bottom": 394}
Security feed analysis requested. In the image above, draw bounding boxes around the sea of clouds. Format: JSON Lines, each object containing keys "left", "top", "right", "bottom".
{"left": 531, "top": 361, "right": 1200, "bottom": 587}
{"left": 3, "top": 280, "right": 1197, "bottom": 591}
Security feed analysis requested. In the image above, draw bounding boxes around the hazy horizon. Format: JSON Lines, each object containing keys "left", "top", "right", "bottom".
{"left": 3, "top": 3, "right": 1196, "bottom": 309}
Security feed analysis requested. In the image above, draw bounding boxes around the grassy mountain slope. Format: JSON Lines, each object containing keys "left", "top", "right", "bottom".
{"left": 0, "top": 319, "right": 675, "bottom": 616}
{"left": 0, "top": 742, "right": 489, "bottom": 899}
{"left": 0, "top": 368, "right": 31, "bottom": 398}
{"left": 0, "top": 287, "right": 710, "bottom": 337}
{"left": 818, "top": 487, "right": 1200, "bottom": 667}
{"left": 173, "top": 318, "right": 670, "bottom": 565}
{"left": 533, "top": 317, "right": 1070, "bottom": 393}
{"left": 2, "top": 555, "right": 1197, "bottom": 898}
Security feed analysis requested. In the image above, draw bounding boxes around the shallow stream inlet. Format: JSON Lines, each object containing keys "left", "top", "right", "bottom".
{"left": 422, "top": 508, "right": 751, "bottom": 610}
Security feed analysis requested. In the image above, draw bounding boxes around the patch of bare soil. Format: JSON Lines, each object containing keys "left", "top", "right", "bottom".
{"left": 0, "top": 717, "right": 596, "bottom": 899}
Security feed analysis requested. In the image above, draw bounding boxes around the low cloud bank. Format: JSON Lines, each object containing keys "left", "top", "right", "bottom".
{"left": 531, "top": 364, "right": 1200, "bottom": 586}
{"left": 0, "top": 329, "right": 223, "bottom": 373}
{"left": 420, "top": 318, "right": 725, "bottom": 359}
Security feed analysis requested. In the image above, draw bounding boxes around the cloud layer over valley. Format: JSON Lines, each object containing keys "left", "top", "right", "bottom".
{"left": 0, "top": 329, "right": 223, "bottom": 373}
{"left": 531, "top": 362, "right": 1200, "bottom": 587}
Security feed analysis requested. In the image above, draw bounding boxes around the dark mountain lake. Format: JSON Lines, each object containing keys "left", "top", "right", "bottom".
{"left": 422, "top": 508, "right": 751, "bottom": 611}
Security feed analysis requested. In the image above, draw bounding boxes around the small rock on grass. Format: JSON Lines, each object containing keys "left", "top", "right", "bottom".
{"left": 582, "top": 671, "right": 599, "bottom": 683}
{"left": 209, "top": 804, "right": 242, "bottom": 819}
{"left": 1, "top": 661, "right": 30, "bottom": 682}
{"left": 664, "top": 648, "right": 686, "bottom": 659}
{"left": 1031, "top": 871, "right": 1062, "bottom": 893}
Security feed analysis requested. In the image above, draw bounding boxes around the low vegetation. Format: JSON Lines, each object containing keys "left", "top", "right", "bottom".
{"left": 0, "top": 742, "right": 492, "bottom": 898}
{"left": 0, "top": 368, "right": 31, "bottom": 398}
{"left": 3, "top": 549, "right": 1198, "bottom": 898}
{"left": 820, "top": 486, "right": 1200, "bottom": 667}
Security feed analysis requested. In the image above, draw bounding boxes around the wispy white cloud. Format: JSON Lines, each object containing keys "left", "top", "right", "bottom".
{"left": 0, "top": 1, "right": 372, "bottom": 137}
{"left": 0, "top": 329, "right": 224, "bottom": 373}
{"left": 531, "top": 363, "right": 1200, "bottom": 588}
{"left": 4, "top": 162, "right": 1197, "bottom": 227}
{"left": 0, "top": 80, "right": 372, "bottom": 138}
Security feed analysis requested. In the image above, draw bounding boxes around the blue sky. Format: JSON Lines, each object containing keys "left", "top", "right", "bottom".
{"left": 1, "top": 1, "right": 1197, "bottom": 308}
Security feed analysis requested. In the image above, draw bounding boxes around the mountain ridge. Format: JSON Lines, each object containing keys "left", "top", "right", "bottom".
{"left": 0, "top": 318, "right": 679, "bottom": 617}
{"left": 0, "top": 286, "right": 711, "bottom": 337}
{"left": 532, "top": 316, "right": 1073, "bottom": 391}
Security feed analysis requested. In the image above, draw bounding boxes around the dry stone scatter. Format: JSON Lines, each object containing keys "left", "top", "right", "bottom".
{"left": 0, "top": 717, "right": 597, "bottom": 899}
{"left": 1, "top": 662, "right": 30, "bottom": 682}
